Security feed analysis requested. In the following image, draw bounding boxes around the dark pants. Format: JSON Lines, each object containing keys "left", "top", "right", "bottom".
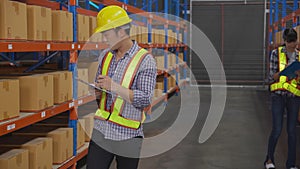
{"left": 86, "top": 129, "right": 143, "bottom": 169}
{"left": 265, "top": 93, "right": 300, "bottom": 168}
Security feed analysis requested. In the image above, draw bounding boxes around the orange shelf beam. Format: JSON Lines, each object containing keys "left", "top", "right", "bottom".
{"left": 77, "top": 42, "right": 108, "bottom": 50}
{"left": 0, "top": 100, "right": 74, "bottom": 137}
{"left": 90, "top": 0, "right": 185, "bottom": 28}
{"left": 0, "top": 42, "right": 74, "bottom": 52}
{"left": 76, "top": 95, "right": 96, "bottom": 107}
{"left": 0, "top": 42, "right": 110, "bottom": 52}
{"left": 77, "top": 7, "right": 98, "bottom": 16}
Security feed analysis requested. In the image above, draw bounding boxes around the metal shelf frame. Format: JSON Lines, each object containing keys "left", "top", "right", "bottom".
{"left": 268, "top": 0, "right": 299, "bottom": 47}
{"left": 0, "top": 0, "right": 189, "bottom": 168}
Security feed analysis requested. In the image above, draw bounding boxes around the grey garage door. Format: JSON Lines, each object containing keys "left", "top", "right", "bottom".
{"left": 191, "top": 1, "right": 266, "bottom": 85}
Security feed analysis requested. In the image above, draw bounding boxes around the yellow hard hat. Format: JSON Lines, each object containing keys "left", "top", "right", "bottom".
{"left": 94, "top": 5, "right": 132, "bottom": 33}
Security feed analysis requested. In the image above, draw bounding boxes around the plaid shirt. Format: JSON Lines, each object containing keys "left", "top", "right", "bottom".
{"left": 94, "top": 41, "right": 157, "bottom": 141}
{"left": 269, "top": 46, "right": 299, "bottom": 96}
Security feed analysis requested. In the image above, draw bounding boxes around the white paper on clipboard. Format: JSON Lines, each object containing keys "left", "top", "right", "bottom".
{"left": 76, "top": 78, "right": 110, "bottom": 93}
{"left": 76, "top": 77, "right": 123, "bottom": 99}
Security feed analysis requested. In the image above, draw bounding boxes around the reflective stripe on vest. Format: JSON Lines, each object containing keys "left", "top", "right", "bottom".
{"left": 270, "top": 46, "right": 300, "bottom": 96}
{"left": 95, "top": 48, "right": 148, "bottom": 129}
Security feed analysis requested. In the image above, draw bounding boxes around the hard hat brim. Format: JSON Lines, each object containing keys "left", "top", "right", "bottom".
{"left": 94, "top": 18, "right": 132, "bottom": 34}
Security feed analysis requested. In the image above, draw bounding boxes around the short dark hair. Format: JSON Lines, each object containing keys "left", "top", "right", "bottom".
{"left": 283, "top": 28, "right": 297, "bottom": 42}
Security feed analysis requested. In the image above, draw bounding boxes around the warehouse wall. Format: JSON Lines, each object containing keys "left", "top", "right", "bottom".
{"left": 191, "top": 2, "right": 265, "bottom": 85}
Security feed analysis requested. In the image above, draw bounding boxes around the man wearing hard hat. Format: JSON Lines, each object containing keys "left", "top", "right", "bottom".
{"left": 86, "top": 5, "right": 157, "bottom": 169}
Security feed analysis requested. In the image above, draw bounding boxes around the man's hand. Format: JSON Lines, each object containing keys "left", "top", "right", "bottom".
{"left": 273, "top": 72, "right": 281, "bottom": 81}
{"left": 95, "top": 75, "right": 117, "bottom": 91}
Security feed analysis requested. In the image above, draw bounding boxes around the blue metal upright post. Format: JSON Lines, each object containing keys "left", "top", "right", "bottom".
{"left": 148, "top": 0, "right": 152, "bottom": 44}
{"left": 85, "top": 0, "right": 90, "bottom": 10}
{"left": 68, "top": 0, "right": 78, "bottom": 157}
{"left": 175, "top": 0, "right": 179, "bottom": 86}
{"left": 269, "top": 0, "right": 273, "bottom": 45}
{"left": 183, "top": 0, "right": 187, "bottom": 79}
{"left": 164, "top": 0, "right": 169, "bottom": 93}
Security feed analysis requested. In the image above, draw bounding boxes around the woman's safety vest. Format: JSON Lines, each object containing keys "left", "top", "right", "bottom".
{"left": 94, "top": 48, "right": 148, "bottom": 129}
{"left": 270, "top": 46, "right": 300, "bottom": 96}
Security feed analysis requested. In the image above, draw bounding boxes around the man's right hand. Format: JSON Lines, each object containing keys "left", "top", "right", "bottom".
{"left": 273, "top": 72, "right": 280, "bottom": 81}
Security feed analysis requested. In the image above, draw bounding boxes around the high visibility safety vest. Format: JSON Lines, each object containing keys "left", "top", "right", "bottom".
{"left": 270, "top": 46, "right": 300, "bottom": 96}
{"left": 94, "top": 48, "right": 148, "bottom": 129}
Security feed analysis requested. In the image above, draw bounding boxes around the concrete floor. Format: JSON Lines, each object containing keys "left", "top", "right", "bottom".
{"left": 78, "top": 87, "right": 300, "bottom": 169}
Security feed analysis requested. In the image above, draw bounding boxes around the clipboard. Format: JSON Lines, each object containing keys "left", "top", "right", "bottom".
{"left": 279, "top": 61, "right": 300, "bottom": 79}
{"left": 76, "top": 77, "right": 115, "bottom": 95}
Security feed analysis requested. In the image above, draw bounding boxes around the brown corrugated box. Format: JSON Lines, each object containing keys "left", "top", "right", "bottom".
{"left": 77, "top": 14, "right": 90, "bottom": 42}
{"left": 0, "top": 79, "right": 19, "bottom": 121}
{"left": 155, "top": 56, "right": 164, "bottom": 70}
{"left": 89, "top": 16, "right": 99, "bottom": 42}
{"left": 27, "top": 5, "right": 52, "bottom": 41}
{"left": 141, "top": 26, "right": 148, "bottom": 43}
{"left": 0, "top": 148, "right": 29, "bottom": 169}
{"left": 78, "top": 68, "right": 89, "bottom": 97}
{"left": 179, "top": 53, "right": 183, "bottom": 63}
{"left": 13, "top": 126, "right": 73, "bottom": 164}
{"left": 78, "top": 61, "right": 99, "bottom": 84}
{"left": 18, "top": 74, "right": 53, "bottom": 111}
{"left": 52, "top": 10, "right": 73, "bottom": 42}
{"left": 0, "top": 136, "right": 52, "bottom": 169}
{"left": 77, "top": 119, "right": 86, "bottom": 148}
{"left": 35, "top": 117, "right": 85, "bottom": 149}
{"left": 82, "top": 113, "right": 94, "bottom": 141}
{"left": 156, "top": 76, "right": 164, "bottom": 90}
{"left": 0, "top": 0, "right": 27, "bottom": 40}
{"left": 48, "top": 71, "right": 73, "bottom": 104}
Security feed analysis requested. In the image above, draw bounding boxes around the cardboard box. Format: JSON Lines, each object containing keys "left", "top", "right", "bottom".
{"left": 179, "top": 53, "right": 184, "bottom": 63}
{"left": 0, "top": 0, "right": 27, "bottom": 40}
{"left": 82, "top": 113, "right": 94, "bottom": 141}
{"left": 27, "top": 5, "right": 52, "bottom": 41}
{"left": 156, "top": 77, "right": 164, "bottom": 90}
{"left": 0, "top": 136, "right": 52, "bottom": 169}
{"left": 89, "top": 16, "right": 102, "bottom": 42}
{"left": 77, "top": 119, "right": 85, "bottom": 149}
{"left": 48, "top": 71, "right": 73, "bottom": 104}
{"left": 0, "top": 79, "right": 19, "bottom": 121}
{"left": 130, "top": 25, "right": 137, "bottom": 41}
{"left": 52, "top": 10, "right": 73, "bottom": 41}
{"left": 89, "top": 16, "right": 96, "bottom": 37}
{"left": 153, "top": 89, "right": 163, "bottom": 98}
{"left": 13, "top": 127, "right": 73, "bottom": 164}
{"left": 78, "top": 68, "right": 89, "bottom": 98}
{"left": 78, "top": 61, "right": 99, "bottom": 84}
{"left": 35, "top": 117, "right": 85, "bottom": 149}
{"left": 77, "top": 14, "right": 90, "bottom": 42}
{"left": 141, "top": 26, "right": 148, "bottom": 43}
{"left": 18, "top": 74, "right": 53, "bottom": 111}
{"left": 0, "top": 148, "right": 29, "bottom": 169}
{"left": 155, "top": 56, "right": 164, "bottom": 70}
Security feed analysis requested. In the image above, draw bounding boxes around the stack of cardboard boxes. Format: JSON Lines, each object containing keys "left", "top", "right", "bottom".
{"left": 0, "top": 0, "right": 95, "bottom": 42}
{"left": 0, "top": 79, "right": 20, "bottom": 121}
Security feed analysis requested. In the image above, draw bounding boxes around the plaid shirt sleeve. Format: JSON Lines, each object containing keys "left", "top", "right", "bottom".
{"left": 268, "top": 48, "right": 279, "bottom": 84}
{"left": 132, "top": 54, "right": 157, "bottom": 109}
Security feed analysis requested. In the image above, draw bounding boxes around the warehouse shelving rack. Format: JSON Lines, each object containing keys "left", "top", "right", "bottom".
{"left": 0, "top": 0, "right": 188, "bottom": 168}
{"left": 268, "top": 0, "right": 299, "bottom": 49}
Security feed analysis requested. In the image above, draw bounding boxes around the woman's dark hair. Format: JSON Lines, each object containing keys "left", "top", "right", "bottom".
{"left": 282, "top": 28, "right": 297, "bottom": 42}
